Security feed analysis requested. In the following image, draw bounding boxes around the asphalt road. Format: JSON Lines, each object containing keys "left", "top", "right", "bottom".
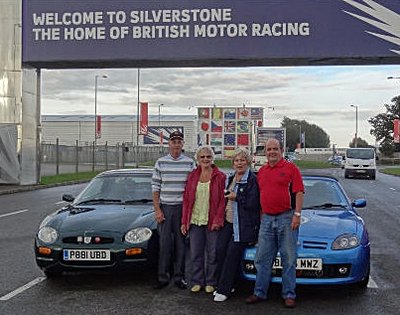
{"left": 0, "top": 169, "right": 399, "bottom": 315}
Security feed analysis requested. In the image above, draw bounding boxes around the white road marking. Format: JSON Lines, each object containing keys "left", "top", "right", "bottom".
{"left": 0, "top": 277, "right": 46, "bottom": 301}
{"left": 367, "top": 277, "right": 378, "bottom": 289}
{"left": 389, "top": 187, "right": 396, "bottom": 191}
{"left": 55, "top": 201, "right": 66, "bottom": 205}
{"left": 0, "top": 209, "right": 29, "bottom": 219}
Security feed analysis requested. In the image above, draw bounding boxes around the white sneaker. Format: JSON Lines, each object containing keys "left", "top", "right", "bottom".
{"left": 213, "top": 292, "right": 228, "bottom": 302}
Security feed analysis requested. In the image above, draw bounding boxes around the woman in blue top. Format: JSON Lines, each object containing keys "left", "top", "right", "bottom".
{"left": 214, "top": 148, "right": 261, "bottom": 302}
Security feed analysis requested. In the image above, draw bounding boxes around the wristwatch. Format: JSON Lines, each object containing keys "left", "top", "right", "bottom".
{"left": 294, "top": 212, "right": 301, "bottom": 217}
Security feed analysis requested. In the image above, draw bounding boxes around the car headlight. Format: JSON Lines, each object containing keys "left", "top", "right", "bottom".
{"left": 332, "top": 234, "right": 359, "bottom": 250}
{"left": 125, "top": 227, "right": 152, "bottom": 244}
{"left": 38, "top": 226, "right": 58, "bottom": 244}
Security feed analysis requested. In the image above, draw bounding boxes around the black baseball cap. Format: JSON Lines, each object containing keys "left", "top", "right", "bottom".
{"left": 169, "top": 131, "right": 184, "bottom": 141}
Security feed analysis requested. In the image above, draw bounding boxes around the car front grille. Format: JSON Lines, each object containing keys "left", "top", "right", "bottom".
{"left": 302, "top": 240, "right": 328, "bottom": 250}
{"left": 62, "top": 236, "right": 114, "bottom": 244}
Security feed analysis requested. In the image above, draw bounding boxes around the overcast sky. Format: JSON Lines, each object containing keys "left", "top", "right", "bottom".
{"left": 41, "top": 64, "right": 400, "bottom": 147}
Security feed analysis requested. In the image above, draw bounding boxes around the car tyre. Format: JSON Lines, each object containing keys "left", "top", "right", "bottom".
{"left": 43, "top": 268, "right": 62, "bottom": 278}
{"left": 355, "top": 264, "right": 370, "bottom": 289}
{"left": 344, "top": 170, "right": 349, "bottom": 179}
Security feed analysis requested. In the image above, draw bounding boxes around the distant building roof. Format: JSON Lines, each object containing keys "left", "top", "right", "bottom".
{"left": 41, "top": 114, "right": 196, "bottom": 122}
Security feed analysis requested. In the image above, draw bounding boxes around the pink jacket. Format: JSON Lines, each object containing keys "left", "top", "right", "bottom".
{"left": 182, "top": 165, "right": 226, "bottom": 230}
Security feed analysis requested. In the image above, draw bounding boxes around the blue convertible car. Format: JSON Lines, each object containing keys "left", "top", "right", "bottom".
{"left": 242, "top": 175, "right": 370, "bottom": 287}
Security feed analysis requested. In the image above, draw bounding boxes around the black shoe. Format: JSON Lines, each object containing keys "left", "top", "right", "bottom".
{"left": 175, "top": 279, "right": 188, "bottom": 289}
{"left": 153, "top": 281, "right": 169, "bottom": 290}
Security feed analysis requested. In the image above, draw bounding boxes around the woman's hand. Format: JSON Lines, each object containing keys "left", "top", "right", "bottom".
{"left": 211, "top": 224, "right": 221, "bottom": 231}
{"left": 181, "top": 224, "right": 188, "bottom": 235}
{"left": 225, "top": 191, "right": 236, "bottom": 201}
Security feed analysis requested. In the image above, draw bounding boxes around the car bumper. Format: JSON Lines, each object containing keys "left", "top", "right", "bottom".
{"left": 35, "top": 239, "right": 158, "bottom": 273}
{"left": 242, "top": 244, "right": 370, "bottom": 285}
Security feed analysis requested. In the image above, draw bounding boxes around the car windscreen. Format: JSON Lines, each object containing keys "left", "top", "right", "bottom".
{"left": 346, "top": 148, "right": 374, "bottom": 159}
{"left": 302, "top": 179, "right": 348, "bottom": 209}
{"left": 74, "top": 174, "right": 153, "bottom": 204}
{"left": 254, "top": 145, "right": 264, "bottom": 156}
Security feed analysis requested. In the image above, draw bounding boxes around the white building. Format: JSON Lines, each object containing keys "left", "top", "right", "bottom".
{"left": 41, "top": 114, "right": 198, "bottom": 151}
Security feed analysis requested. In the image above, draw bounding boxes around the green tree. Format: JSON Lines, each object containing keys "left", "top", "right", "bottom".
{"left": 281, "top": 117, "right": 330, "bottom": 151}
{"left": 349, "top": 137, "right": 370, "bottom": 148}
{"left": 368, "top": 95, "right": 400, "bottom": 155}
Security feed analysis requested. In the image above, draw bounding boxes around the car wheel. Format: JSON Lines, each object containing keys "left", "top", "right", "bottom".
{"left": 344, "top": 170, "right": 349, "bottom": 178}
{"left": 355, "top": 264, "right": 370, "bottom": 289}
{"left": 370, "top": 171, "right": 376, "bottom": 180}
{"left": 43, "top": 268, "right": 62, "bottom": 278}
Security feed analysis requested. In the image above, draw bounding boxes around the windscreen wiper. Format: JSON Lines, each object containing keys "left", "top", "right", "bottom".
{"left": 306, "top": 203, "right": 347, "bottom": 209}
{"left": 124, "top": 199, "right": 153, "bottom": 204}
{"left": 76, "top": 198, "right": 122, "bottom": 205}
{"left": 69, "top": 206, "right": 96, "bottom": 215}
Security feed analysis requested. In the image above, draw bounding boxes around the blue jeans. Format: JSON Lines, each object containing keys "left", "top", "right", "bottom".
{"left": 253, "top": 211, "right": 298, "bottom": 300}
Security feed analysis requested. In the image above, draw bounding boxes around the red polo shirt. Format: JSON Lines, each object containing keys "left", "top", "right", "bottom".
{"left": 257, "top": 158, "right": 304, "bottom": 215}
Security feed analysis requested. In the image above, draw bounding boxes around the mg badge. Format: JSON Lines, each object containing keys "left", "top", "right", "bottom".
{"left": 84, "top": 236, "right": 92, "bottom": 244}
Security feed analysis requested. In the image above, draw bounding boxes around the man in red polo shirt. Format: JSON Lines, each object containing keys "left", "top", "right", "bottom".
{"left": 246, "top": 138, "right": 304, "bottom": 308}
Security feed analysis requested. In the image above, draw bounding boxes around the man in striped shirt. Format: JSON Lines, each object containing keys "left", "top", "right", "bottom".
{"left": 152, "top": 130, "right": 195, "bottom": 289}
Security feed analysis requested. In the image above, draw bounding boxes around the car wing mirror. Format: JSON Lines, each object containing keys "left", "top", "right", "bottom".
{"left": 352, "top": 199, "right": 366, "bottom": 208}
{"left": 62, "top": 194, "right": 74, "bottom": 202}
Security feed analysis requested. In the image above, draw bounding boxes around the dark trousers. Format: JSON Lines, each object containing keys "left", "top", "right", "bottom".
{"left": 189, "top": 224, "right": 219, "bottom": 286}
{"left": 157, "top": 204, "right": 185, "bottom": 283}
{"left": 216, "top": 222, "right": 248, "bottom": 296}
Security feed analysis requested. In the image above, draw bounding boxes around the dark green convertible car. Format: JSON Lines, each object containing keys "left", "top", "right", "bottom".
{"left": 34, "top": 169, "right": 159, "bottom": 277}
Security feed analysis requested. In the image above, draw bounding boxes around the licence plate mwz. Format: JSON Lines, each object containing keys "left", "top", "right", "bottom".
{"left": 273, "top": 257, "right": 322, "bottom": 270}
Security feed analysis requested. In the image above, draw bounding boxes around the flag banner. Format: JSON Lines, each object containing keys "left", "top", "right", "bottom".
{"left": 250, "top": 108, "right": 264, "bottom": 120}
{"left": 200, "top": 120, "right": 210, "bottom": 132}
{"left": 237, "top": 121, "right": 249, "bottom": 133}
{"left": 96, "top": 115, "right": 101, "bottom": 139}
{"left": 211, "top": 134, "right": 223, "bottom": 146}
{"left": 211, "top": 120, "right": 222, "bottom": 132}
{"left": 224, "top": 121, "right": 236, "bottom": 133}
{"left": 139, "top": 102, "right": 148, "bottom": 135}
{"left": 199, "top": 108, "right": 210, "bottom": 119}
{"left": 212, "top": 108, "right": 222, "bottom": 119}
{"left": 394, "top": 119, "right": 400, "bottom": 143}
{"left": 224, "top": 134, "right": 236, "bottom": 145}
{"left": 224, "top": 108, "right": 236, "bottom": 119}
{"left": 143, "top": 126, "right": 184, "bottom": 145}
{"left": 238, "top": 108, "right": 250, "bottom": 119}
{"left": 237, "top": 134, "right": 249, "bottom": 145}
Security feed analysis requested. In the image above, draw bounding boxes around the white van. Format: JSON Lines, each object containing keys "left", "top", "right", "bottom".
{"left": 344, "top": 148, "right": 376, "bottom": 180}
{"left": 252, "top": 145, "right": 266, "bottom": 171}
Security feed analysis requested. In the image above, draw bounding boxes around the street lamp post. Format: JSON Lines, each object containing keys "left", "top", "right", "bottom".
{"left": 94, "top": 74, "right": 108, "bottom": 146}
{"left": 350, "top": 104, "right": 358, "bottom": 148}
{"left": 158, "top": 103, "right": 164, "bottom": 126}
{"left": 93, "top": 74, "right": 108, "bottom": 171}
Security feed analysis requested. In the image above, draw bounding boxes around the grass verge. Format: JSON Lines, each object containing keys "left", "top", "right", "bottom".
{"left": 380, "top": 168, "right": 400, "bottom": 176}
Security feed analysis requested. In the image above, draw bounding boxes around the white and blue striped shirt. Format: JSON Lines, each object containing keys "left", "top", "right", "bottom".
{"left": 152, "top": 154, "right": 195, "bottom": 205}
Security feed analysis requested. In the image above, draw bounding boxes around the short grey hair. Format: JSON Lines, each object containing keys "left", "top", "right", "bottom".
{"left": 195, "top": 145, "right": 215, "bottom": 162}
{"left": 232, "top": 148, "right": 252, "bottom": 165}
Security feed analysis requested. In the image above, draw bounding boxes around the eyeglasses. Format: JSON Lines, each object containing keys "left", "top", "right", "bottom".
{"left": 200, "top": 155, "right": 212, "bottom": 159}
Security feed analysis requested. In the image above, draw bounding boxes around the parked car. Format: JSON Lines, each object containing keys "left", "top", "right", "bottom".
{"left": 285, "top": 152, "right": 299, "bottom": 162}
{"left": 242, "top": 175, "right": 370, "bottom": 287}
{"left": 328, "top": 155, "right": 345, "bottom": 168}
{"left": 34, "top": 169, "right": 158, "bottom": 277}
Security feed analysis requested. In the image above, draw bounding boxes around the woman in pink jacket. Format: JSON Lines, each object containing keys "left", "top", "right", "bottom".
{"left": 181, "top": 145, "right": 226, "bottom": 294}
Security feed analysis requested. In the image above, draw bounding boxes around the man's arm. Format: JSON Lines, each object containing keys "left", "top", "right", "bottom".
{"left": 153, "top": 191, "right": 165, "bottom": 223}
{"left": 291, "top": 191, "right": 304, "bottom": 230}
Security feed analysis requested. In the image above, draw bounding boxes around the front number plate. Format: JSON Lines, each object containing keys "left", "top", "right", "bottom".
{"left": 273, "top": 257, "right": 322, "bottom": 271}
{"left": 63, "top": 249, "right": 111, "bottom": 261}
